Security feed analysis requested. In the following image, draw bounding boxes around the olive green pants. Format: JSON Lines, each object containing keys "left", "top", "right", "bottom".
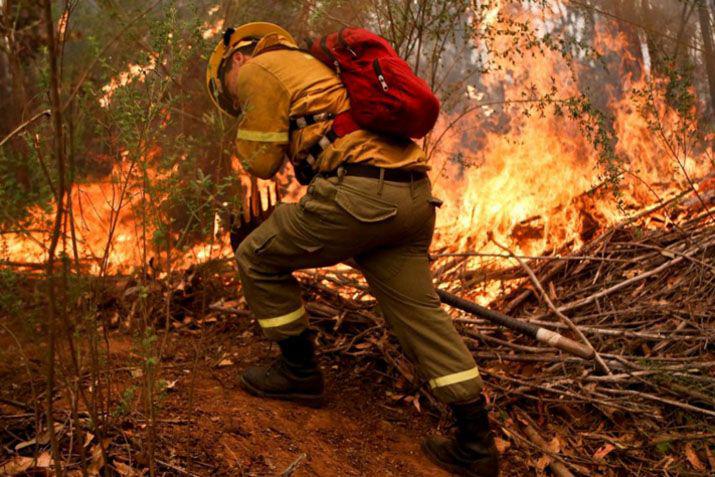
{"left": 235, "top": 173, "right": 482, "bottom": 403}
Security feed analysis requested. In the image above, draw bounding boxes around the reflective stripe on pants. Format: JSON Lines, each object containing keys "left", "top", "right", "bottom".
{"left": 257, "top": 306, "right": 306, "bottom": 329}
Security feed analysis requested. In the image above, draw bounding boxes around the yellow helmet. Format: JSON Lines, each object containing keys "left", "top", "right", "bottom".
{"left": 206, "top": 22, "right": 295, "bottom": 117}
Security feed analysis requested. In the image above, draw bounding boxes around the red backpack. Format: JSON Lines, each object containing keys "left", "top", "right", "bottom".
{"left": 308, "top": 27, "right": 440, "bottom": 139}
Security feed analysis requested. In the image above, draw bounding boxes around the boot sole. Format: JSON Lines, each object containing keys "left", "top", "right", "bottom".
{"left": 421, "top": 440, "right": 490, "bottom": 477}
{"left": 239, "top": 375, "right": 326, "bottom": 408}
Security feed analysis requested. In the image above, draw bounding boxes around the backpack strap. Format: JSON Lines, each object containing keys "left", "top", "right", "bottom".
{"left": 319, "top": 35, "right": 341, "bottom": 74}
{"left": 290, "top": 111, "right": 360, "bottom": 171}
{"left": 289, "top": 112, "right": 335, "bottom": 130}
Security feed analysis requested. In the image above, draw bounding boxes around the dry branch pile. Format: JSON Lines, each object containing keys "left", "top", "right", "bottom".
{"left": 290, "top": 193, "right": 715, "bottom": 475}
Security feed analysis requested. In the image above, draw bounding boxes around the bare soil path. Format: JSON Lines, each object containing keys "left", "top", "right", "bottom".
{"left": 1, "top": 314, "right": 452, "bottom": 476}
{"left": 150, "top": 325, "right": 450, "bottom": 476}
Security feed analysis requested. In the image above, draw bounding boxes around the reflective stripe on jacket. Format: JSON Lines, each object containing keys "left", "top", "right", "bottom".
{"left": 233, "top": 34, "right": 428, "bottom": 179}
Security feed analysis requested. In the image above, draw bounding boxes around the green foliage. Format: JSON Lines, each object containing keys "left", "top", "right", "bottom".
{"left": 0, "top": 136, "right": 53, "bottom": 227}
{"left": 113, "top": 385, "right": 137, "bottom": 417}
{"left": 153, "top": 165, "right": 225, "bottom": 250}
{"left": 0, "top": 269, "right": 23, "bottom": 316}
{"left": 655, "top": 440, "right": 671, "bottom": 453}
{"left": 18, "top": 1, "right": 225, "bottom": 271}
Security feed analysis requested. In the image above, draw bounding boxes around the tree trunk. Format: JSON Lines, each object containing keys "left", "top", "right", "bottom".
{"left": 699, "top": 0, "right": 715, "bottom": 114}
{"left": 640, "top": 0, "right": 664, "bottom": 74}
{"left": 672, "top": 0, "right": 697, "bottom": 64}
{"left": 0, "top": 0, "right": 32, "bottom": 137}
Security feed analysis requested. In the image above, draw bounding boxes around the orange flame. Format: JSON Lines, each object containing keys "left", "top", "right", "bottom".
{"left": 1, "top": 6, "right": 712, "bottom": 289}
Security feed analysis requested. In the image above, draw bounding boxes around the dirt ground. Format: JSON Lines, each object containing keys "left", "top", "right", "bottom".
{"left": 148, "top": 323, "right": 452, "bottom": 476}
{"left": 0, "top": 312, "right": 455, "bottom": 476}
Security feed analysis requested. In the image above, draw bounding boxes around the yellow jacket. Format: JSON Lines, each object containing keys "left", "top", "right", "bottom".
{"left": 233, "top": 34, "right": 427, "bottom": 179}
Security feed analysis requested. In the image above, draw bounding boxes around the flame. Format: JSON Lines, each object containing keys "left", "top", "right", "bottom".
{"left": 99, "top": 58, "right": 157, "bottom": 108}
{"left": 2, "top": 4, "right": 712, "bottom": 289}
{"left": 1, "top": 147, "right": 231, "bottom": 275}
{"left": 201, "top": 5, "right": 224, "bottom": 40}
{"left": 202, "top": 18, "right": 225, "bottom": 40}
{"left": 426, "top": 8, "right": 712, "bottom": 302}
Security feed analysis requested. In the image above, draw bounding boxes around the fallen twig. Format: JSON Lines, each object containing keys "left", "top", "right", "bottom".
{"left": 521, "top": 423, "right": 575, "bottom": 477}
{"left": 280, "top": 453, "right": 308, "bottom": 477}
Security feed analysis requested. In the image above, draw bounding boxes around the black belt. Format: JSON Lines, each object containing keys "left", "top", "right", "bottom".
{"left": 324, "top": 163, "right": 427, "bottom": 183}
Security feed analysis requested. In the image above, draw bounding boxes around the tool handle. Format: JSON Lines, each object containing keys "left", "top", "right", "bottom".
{"left": 436, "top": 289, "right": 594, "bottom": 360}
{"left": 436, "top": 289, "right": 535, "bottom": 335}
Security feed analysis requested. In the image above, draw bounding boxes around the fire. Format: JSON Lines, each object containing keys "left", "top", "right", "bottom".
{"left": 1, "top": 150, "right": 231, "bottom": 275}
{"left": 201, "top": 5, "right": 224, "bottom": 40}
{"left": 1, "top": 4, "right": 712, "bottom": 288}
{"left": 426, "top": 10, "right": 712, "bottom": 303}
{"left": 202, "top": 18, "right": 224, "bottom": 40}
{"left": 99, "top": 58, "right": 157, "bottom": 108}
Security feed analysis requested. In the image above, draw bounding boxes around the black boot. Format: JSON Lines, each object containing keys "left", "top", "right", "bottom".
{"left": 422, "top": 395, "right": 499, "bottom": 477}
{"left": 240, "top": 330, "right": 325, "bottom": 408}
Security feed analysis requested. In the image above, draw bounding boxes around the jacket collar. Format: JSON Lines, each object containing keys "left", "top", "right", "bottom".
{"left": 253, "top": 33, "right": 298, "bottom": 55}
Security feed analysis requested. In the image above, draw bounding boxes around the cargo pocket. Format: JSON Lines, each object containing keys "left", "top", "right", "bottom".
{"left": 253, "top": 230, "right": 324, "bottom": 258}
{"left": 294, "top": 241, "right": 323, "bottom": 253}
{"left": 334, "top": 184, "right": 398, "bottom": 223}
{"left": 299, "top": 194, "right": 336, "bottom": 218}
{"left": 253, "top": 232, "right": 277, "bottom": 257}
{"left": 299, "top": 176, "right": 339, "bottom": 217}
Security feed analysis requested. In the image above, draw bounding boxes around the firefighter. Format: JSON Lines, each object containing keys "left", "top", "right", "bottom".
{"left": 206, "top": 22, "right": 499, "bottom": 476}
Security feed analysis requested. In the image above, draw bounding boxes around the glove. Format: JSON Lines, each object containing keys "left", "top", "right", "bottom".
{"left": 229, "top": 189, "right": 278, "bottom": 252}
